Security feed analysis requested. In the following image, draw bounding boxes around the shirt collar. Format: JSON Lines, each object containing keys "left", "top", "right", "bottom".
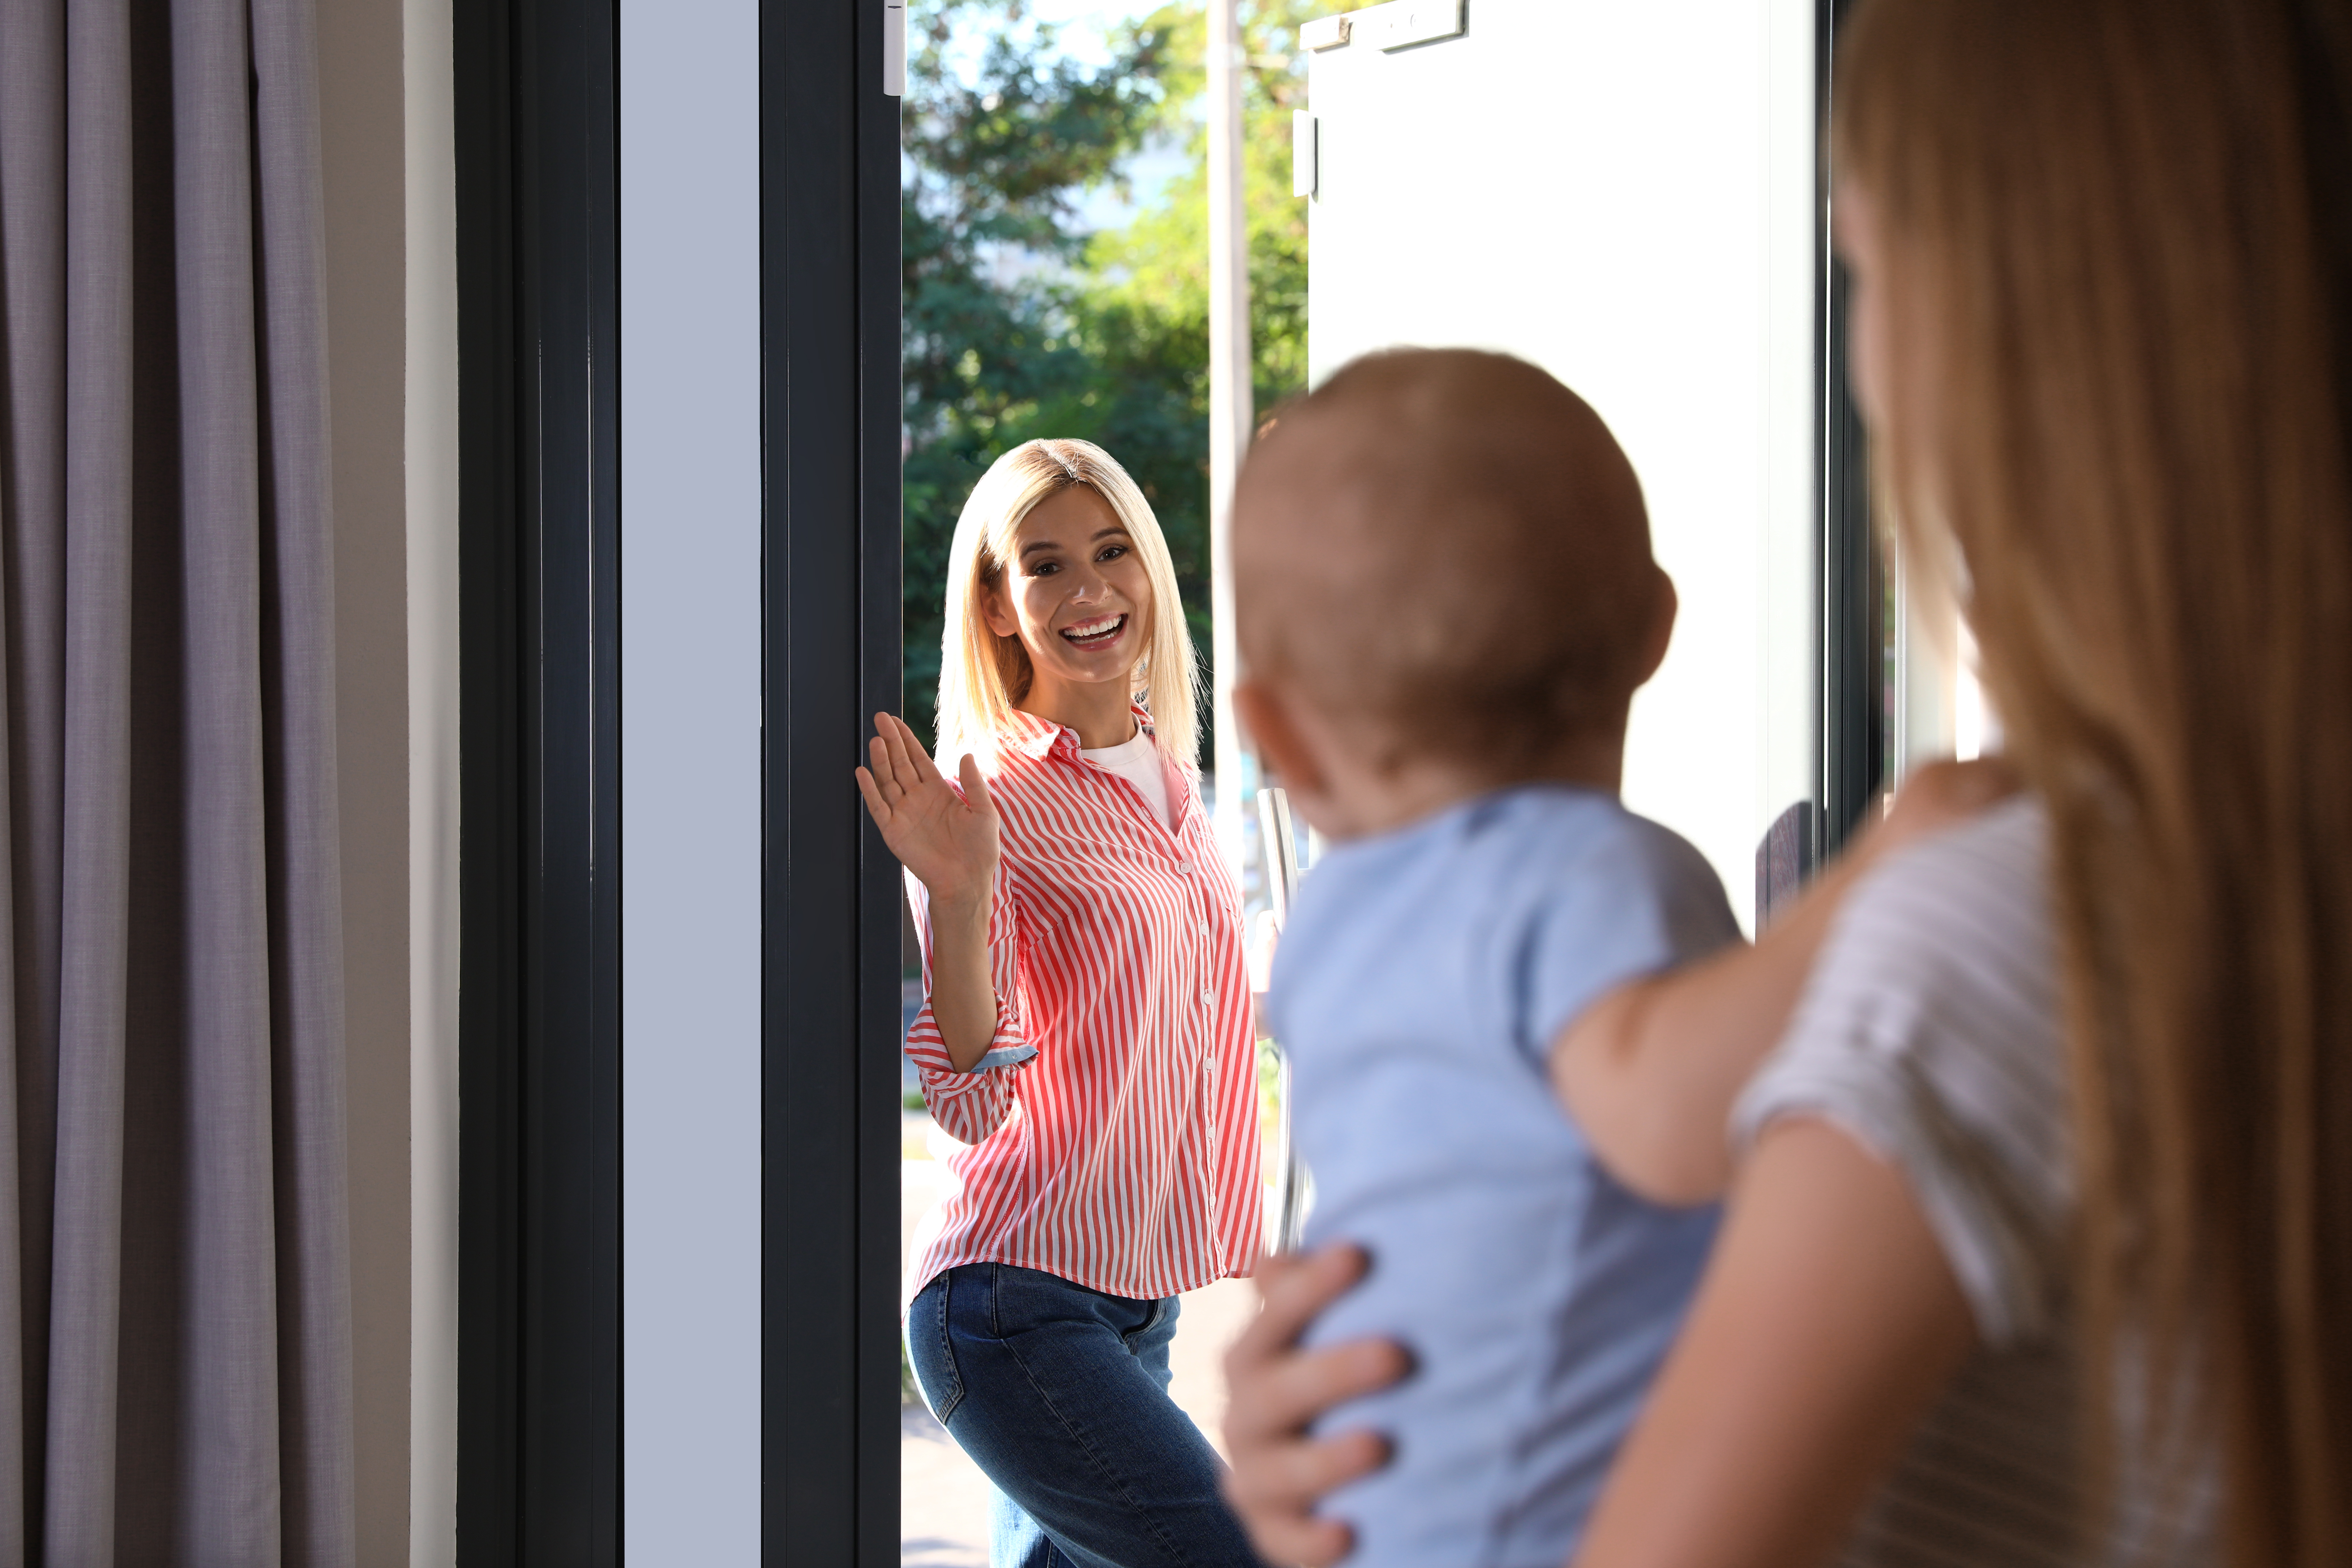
{"left": 1002, "top": 703, "right": 1157, "bottom": 762}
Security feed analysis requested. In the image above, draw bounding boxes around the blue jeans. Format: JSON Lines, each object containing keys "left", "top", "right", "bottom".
{"left": 907, "top": 1263, "right": 1263, "bottom": 1568}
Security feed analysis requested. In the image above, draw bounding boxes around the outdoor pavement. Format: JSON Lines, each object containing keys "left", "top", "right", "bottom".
{"left": 900, "top": 1114, "right": 1259, "bottom": 1565}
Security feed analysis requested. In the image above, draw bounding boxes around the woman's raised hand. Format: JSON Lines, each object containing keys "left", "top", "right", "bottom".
{"left": 855, "top": 713, "right": 1000, "bottom": 906}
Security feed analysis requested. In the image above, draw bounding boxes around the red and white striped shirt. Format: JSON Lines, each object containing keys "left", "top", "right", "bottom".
{"left": 903, "top": 706, "right": 1262, "bottom": 1304}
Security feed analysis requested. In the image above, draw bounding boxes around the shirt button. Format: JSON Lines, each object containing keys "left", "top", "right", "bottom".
{"left": 1176, "top": 858, "right": 1194, "bottom": 874}
{"left": 1200, "top": 988, "right": 1212, "bottom": 1005}
{"left": 1204, "top": 1057, "right": 1216, "bottom": 1074}
{"left": 1198, "top": 920, "right": 1210, "bottom": 937}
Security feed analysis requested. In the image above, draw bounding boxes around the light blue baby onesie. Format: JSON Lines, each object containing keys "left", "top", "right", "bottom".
{"left": 1265, "top": 785, "right": 1740, "bottom": 1568}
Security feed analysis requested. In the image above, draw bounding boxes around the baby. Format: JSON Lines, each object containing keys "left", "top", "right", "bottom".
{"left": 1234, "top": 348, "right": 1839, "bottom": 1567}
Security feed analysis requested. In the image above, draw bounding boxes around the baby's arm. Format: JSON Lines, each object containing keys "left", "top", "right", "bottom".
{"left": 1552, "top": 759, "right": 2016, "bottom": 1205}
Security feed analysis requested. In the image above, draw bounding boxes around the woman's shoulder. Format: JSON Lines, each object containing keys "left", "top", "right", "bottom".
{"left": 936, "top": 717, "right": 1055, "bottom": 787}
{"left": 1783, "top": 794, "right": 2055, "bottom": 1089}
{"left": 1854, "top": 794, "right": 2046, "bottom": 927}
{"left": 1737, "top": 797, "right": 2068, "bottom": 1345}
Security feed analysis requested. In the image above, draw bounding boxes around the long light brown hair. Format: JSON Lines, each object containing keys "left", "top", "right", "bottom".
{"left": 1839, "top": 1, "right": 2352, "bottom": 1558}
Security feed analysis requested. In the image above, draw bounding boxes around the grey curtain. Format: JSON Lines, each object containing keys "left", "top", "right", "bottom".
{"left": 0, "top": 0, "right": 355, "bottom": 1560}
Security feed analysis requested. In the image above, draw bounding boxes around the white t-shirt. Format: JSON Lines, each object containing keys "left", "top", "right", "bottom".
{"left": 1733, "top": 799, "right": 2215, "bottom": 1565}
{"left": 1079, "top": 729, "right": 1173, "bottom": 830}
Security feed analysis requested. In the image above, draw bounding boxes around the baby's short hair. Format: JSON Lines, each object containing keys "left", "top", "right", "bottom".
{"left": 1234, "top": 348, "right": 1662, "bottom": 776}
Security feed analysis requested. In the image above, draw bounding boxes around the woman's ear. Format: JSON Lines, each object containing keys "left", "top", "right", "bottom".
{"left": 979, "top": 576, "right": 1019, "bottom": 641}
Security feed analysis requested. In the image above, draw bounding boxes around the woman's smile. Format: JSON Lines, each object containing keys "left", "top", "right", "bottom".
{"left": 1060, "top": 612, "right": 1128, "bottom": 652}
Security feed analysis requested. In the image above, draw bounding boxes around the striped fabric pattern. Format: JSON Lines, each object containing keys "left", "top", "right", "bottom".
{"left": 903, "top": 706, "right": 1262, "bottom": 1305}
{"left": 1735, "top": 801, "right": 2216, "bottom": 1565}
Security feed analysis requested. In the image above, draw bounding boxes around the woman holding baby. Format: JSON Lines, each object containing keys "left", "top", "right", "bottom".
{"left": 1226, "top": 0, "right": 2352, "bottom": 1563}
{"left": 857, "top": 440, "right": 1262, "bottom": 1567}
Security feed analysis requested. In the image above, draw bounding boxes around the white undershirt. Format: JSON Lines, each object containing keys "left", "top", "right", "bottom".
{"left": 1079, "top": 729, "right": 1173, "bottom": 830}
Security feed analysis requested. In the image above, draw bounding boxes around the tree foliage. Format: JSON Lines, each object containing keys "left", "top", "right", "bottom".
{"left": 901, "top": 0, "right": 1321, "bottom": 752}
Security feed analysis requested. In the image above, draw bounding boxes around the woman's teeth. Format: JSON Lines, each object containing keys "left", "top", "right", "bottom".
{"left": 1062, "top": 614, "right": 1124, "bottom": 647}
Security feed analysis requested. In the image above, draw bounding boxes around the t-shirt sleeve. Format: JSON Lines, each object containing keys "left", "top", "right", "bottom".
{"left": 1516, "top": 821, "right": 1744, "bottom": 1057}
{"left": 1730, "top": 802, "right": 2069, "bottom": 1347}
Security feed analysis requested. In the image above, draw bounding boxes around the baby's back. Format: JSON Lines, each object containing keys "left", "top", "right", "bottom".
{"left": 1268, "top": 787, "right": 1740, "bottom": 1568}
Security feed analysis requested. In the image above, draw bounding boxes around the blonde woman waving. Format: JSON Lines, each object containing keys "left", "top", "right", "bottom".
{"left": 858, "top": 440, "right": 1263, "bottom": 1568}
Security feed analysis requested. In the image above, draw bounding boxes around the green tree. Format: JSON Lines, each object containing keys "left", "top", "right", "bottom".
{"left": 901, "top": 0, "right": 1319, "bottom": 755}
{"left": 1084, "top": 0, "right": 1319, "bottom": 417}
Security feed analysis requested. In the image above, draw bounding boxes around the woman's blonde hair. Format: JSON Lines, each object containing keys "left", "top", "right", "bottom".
{"left": 1840, "top": 1, "right": 2352, "bottom": 1558}
{"left": 935, "top": 439, "right": 1201, "bottom": 766}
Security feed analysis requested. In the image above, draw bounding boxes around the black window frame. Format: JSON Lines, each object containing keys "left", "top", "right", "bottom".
{"left": 453, "top": 0, "right": 623, "bottom": 1556}
{"left": 454, "top": 0, "right": 905, "bottom": 1558}
{"left": 757, "top": 0, "right": 907, "bottom": 1558}
{"left": 1819, "top": 0, "right": 1883, "bottom": 852}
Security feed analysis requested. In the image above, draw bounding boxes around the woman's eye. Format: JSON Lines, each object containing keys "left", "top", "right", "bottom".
{"left": 1031, "top": 561, "right": 1059, "bottom": 577}
{"left": 1098, "top": 545, "right": 1127, "bottom": 562}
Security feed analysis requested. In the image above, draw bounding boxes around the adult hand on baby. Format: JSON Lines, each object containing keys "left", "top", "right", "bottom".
{"left": 1868, "top": 757, "right": 2023, "bottom": 863}
{"left": 854, "top": 712, "right": 1000, "bottom": 907}
{"left": 1221, "top": 1244, "right": 1410, "bottom": 1568}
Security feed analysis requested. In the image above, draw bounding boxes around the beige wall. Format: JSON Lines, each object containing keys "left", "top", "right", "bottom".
{"left": 316, "top": 0, "right": 458, "bottom": 1557}
{"left": 319, "top": 0, "right": 410, "bottom": 1545}
{"left": 402, "top": 0, "right": 463, "bottom": 1550}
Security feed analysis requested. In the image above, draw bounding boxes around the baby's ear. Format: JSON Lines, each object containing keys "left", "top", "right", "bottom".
{"left": 1234, "top": 680, "right": 1326, "bottom": 797}
{"left": 1632, "top": 568, "right": 1679, "bottom": 686}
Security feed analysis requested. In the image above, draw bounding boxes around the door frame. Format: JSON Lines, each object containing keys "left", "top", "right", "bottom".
{"left": 452, "top": 0, "right": 622, "bottom": 1556}
{"left": 452, "top": 0, "right": 906, "bottom": 1557}
{"left": 1818, "top": 0, "right": 1882, "bottom": 853}
{"left": 758, "top": 0, "right": 907, "bottom": 1558}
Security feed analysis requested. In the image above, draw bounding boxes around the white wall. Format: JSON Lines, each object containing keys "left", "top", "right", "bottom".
{"left": 1305, "top": 0, "right": 1820, "bottom": 931}
{"left": 618, "top": 0, "right": 766, "bottom": 1557}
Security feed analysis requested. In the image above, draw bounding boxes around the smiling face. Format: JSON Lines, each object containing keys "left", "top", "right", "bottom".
{"left": 981, "top": 482, "right": 1157, "bottom": 703}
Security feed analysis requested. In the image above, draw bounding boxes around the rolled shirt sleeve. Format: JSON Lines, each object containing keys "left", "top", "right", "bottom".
{"left": 903, "top": 865, "right": 1036, "bottom": 1145}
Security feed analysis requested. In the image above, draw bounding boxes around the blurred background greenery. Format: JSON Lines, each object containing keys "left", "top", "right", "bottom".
{"left": 900, "top": 0, "right": 1320, "bottom": 757}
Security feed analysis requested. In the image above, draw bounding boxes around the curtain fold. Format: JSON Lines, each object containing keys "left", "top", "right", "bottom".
{"left": 0, "top": 0, "right": 356, "bottom": 1560}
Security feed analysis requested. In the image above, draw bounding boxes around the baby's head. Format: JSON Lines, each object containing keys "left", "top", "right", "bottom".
{"left": 1233, "top": 348, "right": 1673, "bottom": 836}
